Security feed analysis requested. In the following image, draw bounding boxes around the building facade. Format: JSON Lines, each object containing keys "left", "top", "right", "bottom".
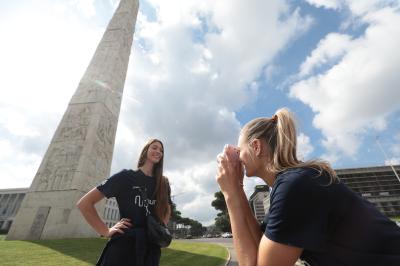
{"left": 0, "top": 188, "right": 119, "bottom": 234}
{"left": 0, "top": 188, "right": 27, "bottom": 232}
{"left": 102, "top": 198, "right": 120, "bottom": 228}
{"left": 249, "top": 185, "right": 270, "bottom": 223}
{"left": 336, "top": 165, "right": 400, "bottom": 217}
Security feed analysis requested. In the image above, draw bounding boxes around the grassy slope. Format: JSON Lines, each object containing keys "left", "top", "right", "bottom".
{"left": 0, "top": 236, "right": 227, "bottom": 266}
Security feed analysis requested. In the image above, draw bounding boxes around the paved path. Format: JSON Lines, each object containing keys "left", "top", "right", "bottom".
{"left": 180, "top": 238, "right": 238, "bottom": 266}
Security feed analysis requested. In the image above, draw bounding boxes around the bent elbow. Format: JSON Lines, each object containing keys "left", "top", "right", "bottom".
{"left": 76, "top": 197, "right": 85, "bottom": 210}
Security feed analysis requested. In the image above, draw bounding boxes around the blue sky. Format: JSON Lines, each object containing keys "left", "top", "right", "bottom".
{"left": 0, "top": 0, "right": 399, "bottom": 225}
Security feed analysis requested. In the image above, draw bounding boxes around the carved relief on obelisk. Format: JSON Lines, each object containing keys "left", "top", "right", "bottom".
{"left": 7, "top": 0, "right": 139, "bottom": 240}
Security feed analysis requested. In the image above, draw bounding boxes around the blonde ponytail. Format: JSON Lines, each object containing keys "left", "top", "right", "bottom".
{"left": 274, "top": 108, "right": 299, "bottom": 168}
{"left": 242, "top": 108, "right": 338, "bottom": 184}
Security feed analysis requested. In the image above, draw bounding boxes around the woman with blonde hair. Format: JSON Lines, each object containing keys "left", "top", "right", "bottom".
{"left": 216, "top": 108, "right": 400, "bottom": 266}
{"left": 77, "top": 139, "right": 172, "bottom": 266}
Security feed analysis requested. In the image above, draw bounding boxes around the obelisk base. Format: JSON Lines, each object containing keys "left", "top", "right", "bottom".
{"left": 6, "top": 190, "right": 104, "bottom": 240}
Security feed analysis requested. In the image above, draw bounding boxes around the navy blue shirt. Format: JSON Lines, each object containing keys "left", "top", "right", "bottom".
{"left": 97, "top": 169, "right": 172, "bottom": 227}
{"left": 263, "top": 167, "right": 400, "bottom": 265}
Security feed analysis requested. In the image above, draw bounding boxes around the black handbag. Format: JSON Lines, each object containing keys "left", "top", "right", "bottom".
{"left": 139, "top": 188, "right": 172, "bottom": 248}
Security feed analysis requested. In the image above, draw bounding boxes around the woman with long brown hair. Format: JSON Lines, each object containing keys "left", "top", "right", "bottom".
{"left": 77, "top": 139, "right": 172, "bottom": 266}
{"left": 216, "top": 108, "right": 400, "bottom": 266}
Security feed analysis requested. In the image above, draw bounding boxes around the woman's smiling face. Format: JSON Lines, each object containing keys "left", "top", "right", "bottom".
{"left": 146, "top": 141, "right": 163, "bottom": 164}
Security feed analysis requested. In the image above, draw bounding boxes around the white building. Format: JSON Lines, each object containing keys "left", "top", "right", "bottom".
{"left": 103, "top": 198, "right": 120, "bottom": 228}
{"left": 249, "top": 185, "right": 270, "bottom": 223}
{"left": 0, "top": 188, "right": 27, "bottom": 232}
{"left": 336, "top": 165, "right": 400, "bottom": 217}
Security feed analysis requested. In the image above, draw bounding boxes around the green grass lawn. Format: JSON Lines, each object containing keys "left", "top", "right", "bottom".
{"left": 162, "top": 241, "right": 228, "bottom": 266}
{"left": 0, "top": 235, "right": 227, "bottom": 266}
{"left": 391, "top": 216, "right": 400, "bottom": 221}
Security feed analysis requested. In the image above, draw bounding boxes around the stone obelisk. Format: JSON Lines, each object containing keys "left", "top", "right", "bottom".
{"left": 7, "top": 0, "right": 139, "bottom": 240}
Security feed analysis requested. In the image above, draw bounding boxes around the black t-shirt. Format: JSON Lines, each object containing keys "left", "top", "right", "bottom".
{"left": 97, "top": 169, "right": 172, "bottom": 227}
{"left": 263, "top": 167, "right": 400, "bottom": 266}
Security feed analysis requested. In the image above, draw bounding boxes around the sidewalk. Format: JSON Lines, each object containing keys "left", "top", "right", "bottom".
{"left": 219, "top": 240, "right": 238, "bottom": 266}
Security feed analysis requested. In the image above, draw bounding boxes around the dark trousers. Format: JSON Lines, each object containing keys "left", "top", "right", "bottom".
{"left": 97, "top": 228, "right": 161, "bottom": 266}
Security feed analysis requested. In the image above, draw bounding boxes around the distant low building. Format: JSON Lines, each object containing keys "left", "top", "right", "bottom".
{"left": 249, "top": 185, "right": 270, "bottom": 223}
{"left": 0, "top": 188, "right": 120, "bottom": 233}
{"left": 337, "top": 165, "right": 400, "bottom": 217}
{"left": 102, "top": 198, "right": 120, "bottom": 228}
{"left": 0, "top": 188, "right": 26, "bottom": 233}
{"left": 248, "top": 165, "right": 400, "bottom": 221}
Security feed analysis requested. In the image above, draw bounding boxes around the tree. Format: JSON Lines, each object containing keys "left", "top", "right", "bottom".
{"left": 211, "top": 191, "right": 227, "bottom": 212}
{"left": 211, "top": 191, "right": 231, "bottom": 232}
{"left": 170, "top": 202, "right": 182, "bottom": 223}
{"left": 170, "top": 203, "right": 205, "bottom": 237}
{"left": 215, "top": 212, "right": 231, "bottom": 233}
{"left": 188, "top": 220, "right": 206, "bottom": 237}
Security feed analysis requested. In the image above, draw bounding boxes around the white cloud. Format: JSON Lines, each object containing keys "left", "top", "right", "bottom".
{"left": 385, "top": 158, "right": 400, "bottom": 166}
{"left": 68, "top": 0, "right": 97, "bottom": 18}
{"left": 110, "top": 0, "right": 312, "bottom": 224}
{"left": 299, "top": 33, "right": 353, "bottom": 77}
{"left": 163, "top": 161, "right": 220, "bottom": 226}
{"left": 180, "top": 194, "right": 218, "bottom": 226}
{"left": 0, "top": 0, "right": 106, "bottom": 188}
{"left": 108, "top": 0, "right": 119, "bottom": 9}
{"left": 297, "top": 133, "right": 314, "bottom": 160}
{"left": 290, "top": 3, "right": 400, "bottom": 163}
{"left": 345, "top": 0, "right": 396, "bottom": 17}
{"left": 0, "top": 139, "right": 42, "bottom": 189}
{"left": 305, "top": 0, "right": 397, "bottom": 16}
{"left": 117, "top": 0, "right": 312, "bottom": 223}
{"left": 305, "top": 0, "right": 342, "bottom": 10}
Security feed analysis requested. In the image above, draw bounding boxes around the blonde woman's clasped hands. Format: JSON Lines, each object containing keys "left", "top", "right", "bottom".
{"left": 216, "top": 144, "right": 244, "bottom": 195}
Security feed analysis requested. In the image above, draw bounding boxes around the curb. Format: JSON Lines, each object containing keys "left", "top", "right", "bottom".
{"left": 217, "top": 243, "right": 231, "bottom": 266}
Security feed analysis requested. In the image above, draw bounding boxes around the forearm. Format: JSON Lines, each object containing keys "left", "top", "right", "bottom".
{"left": 226, "top": 193, "right": 259, "bottom": 266}
{"left": 238, "top": 189, "right": 263, "bottom": 244}
{"left": 77, "top": 201, "right": 108, "bottom": 237}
